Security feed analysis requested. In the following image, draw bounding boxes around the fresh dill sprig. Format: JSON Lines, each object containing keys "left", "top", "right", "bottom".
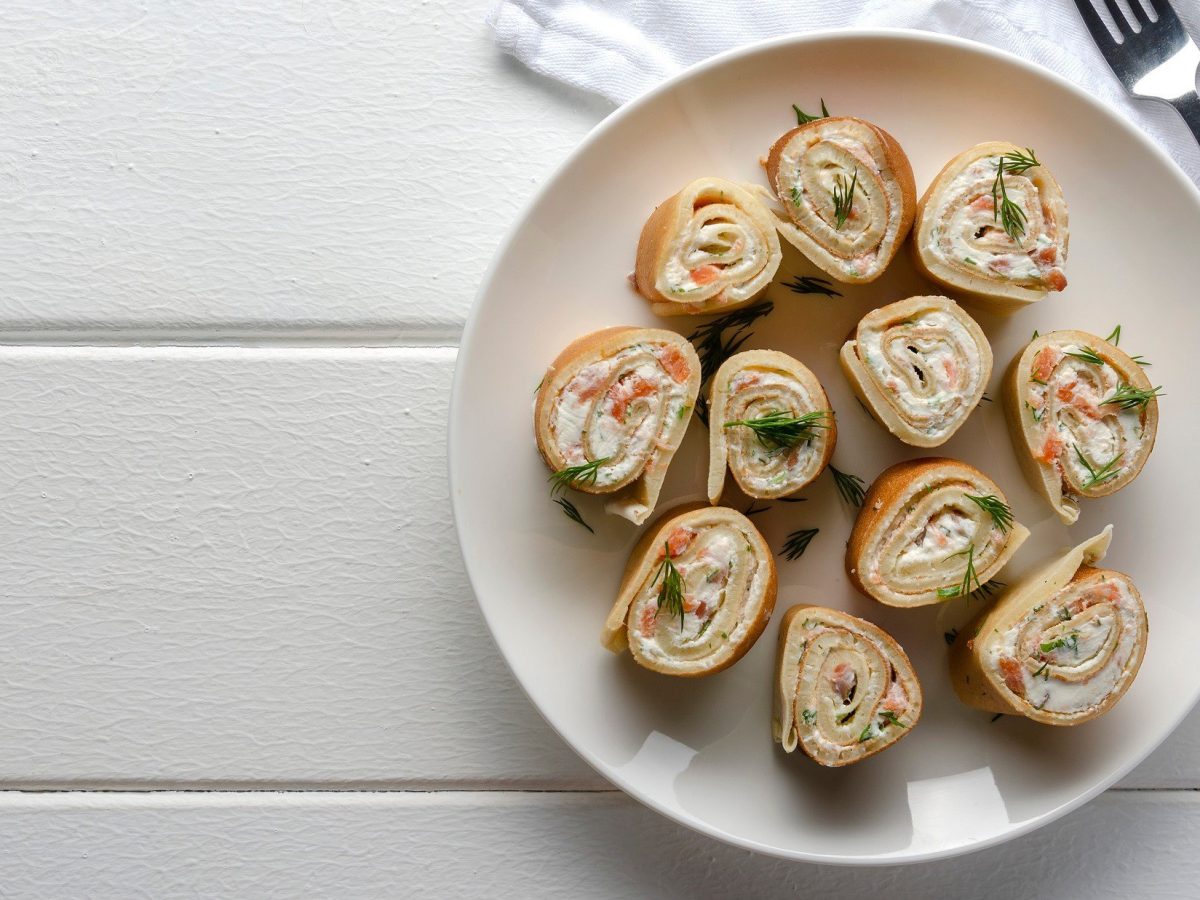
{"left": 744, "top": 500, "right": 771, "bottom": 518}
{"left": 1073, "top": 444, "right": 1122, "bottom": 489}
{"left": 723, "top": 409, "right": 829, "bottom": 452}
{"left": 1131, "top": 355, "right": 1151, "bottom": 367}
{"left": 548, "top": 457, "right": 610, "bottom": 495}
{"left": 991, "top": 149, "right": 1040, "bottom": 243}
{"left": 688, "top": 302, "right": 775, "bottom": 383}
{"left": 783, "top": 275, "right": 842, "bottom": 297}
{"left": 687, "top": 302, "right": 774, "bottom": 427}
{"left": 792, "top": 98, "right": 830, "bottom": 124}
{"left": 1002, "top": 148, "right": 1041, "bottom": 175}
{"left": 1065, "top": 346, "right": 1105, "bottom": 366}
{"left": 781, "top": 527, "right": 819, "bottom": 562}
{"left": 937, "top": 544, "right": 981, "bottom": 599}
{"left": 830, "top": 465, "right": 866, "bottom": 507}
{"left": 879, "top": 710, "right": 906, "bottom": 729}
{"left": 971, "top": 579, "right": 1005, "bottom": 601}
{"left": 553, "top": 497, "right": 594, "bottom": 533}
{"left": 965, "top": 493, "right": 1014, "bottom": 534}
{"left": 801, "top": 708, "right": 817, "bottom": 725}
{"left": 832, "top": 168, "right": 858, "bottom": 229}
{"left": 652, "top": 541, "right": 685, "bottom": 631}
{"left": 1105, "top": 324, "right": 1121, "bottom": 345}
{"left": 1101, "top": 383, "right": 1164, "bottom": 410}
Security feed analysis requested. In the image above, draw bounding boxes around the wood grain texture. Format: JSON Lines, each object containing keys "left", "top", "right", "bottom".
{"left": 0, "top": 790, "right": 1195, "bottom": 898}
{"left": 0, "top": 347, "right": 592, "bottom": 787}
{"left": 0, "top": 0, "right": 608, "bottom": 336}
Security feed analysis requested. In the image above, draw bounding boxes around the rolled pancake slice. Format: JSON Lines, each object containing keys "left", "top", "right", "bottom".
{"left": 839, "top": 295, "right": 992, "bottom": 447}
{"left": 534, "top": 327, "right": 701, "bottom": 525}
{"left": 950, "top": 527, "right": 1147, "bottom": 726}
{"left": 602, "top": 505, "right": 776, "bottom": 677}
{"left": 774, "top": 605, "right": 922, "bottom": 767}
{"left": 760, "top": 116, "right": 916, "bottom": 284}
{"left": 634, "top": 177, "right": 782, "bottom": 317}
{"left": 846, "top": 458, "right": 1029, "bottom": 607}
{"left": 708, "top": 349, "right": 836, "bottom": 503}
{"left": 912, "top": 142, "right": 1068, "bottom": 310}
{"left": 1002, "top": 330, "right": 1159, "bottom": 524}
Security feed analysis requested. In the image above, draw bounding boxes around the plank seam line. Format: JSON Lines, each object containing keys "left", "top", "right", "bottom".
{"left": 0, "top": 330, "right": 464, "bottom": 349}
{"left": 0, "top": 787, "right": 1190, "bottom": 795}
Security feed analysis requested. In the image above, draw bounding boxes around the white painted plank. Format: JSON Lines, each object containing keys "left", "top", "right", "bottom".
{"left": 0, "top": 345, "right": 1193, "bottom": 789}
{"left": 0, "top": 790, "right": 1194, "bottom": 898}
{"left": 0, "top": 347, "right": 591, "bottom": 787}
{"left": 0, "top": 0, "right": 607, "bottom": 335}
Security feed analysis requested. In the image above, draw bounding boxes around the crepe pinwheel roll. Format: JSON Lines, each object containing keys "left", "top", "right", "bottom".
{"left": 535, "top": 327, "right": 701, "bottom": 525}
{"left": 839, "top": 296, "right": 992, "bottom": 447}
{"left": 707, "top": 350, "right": 836, "bottom": 503}
{"left": 761, "top": 116, "right": 915, "bottom": 284}
{"left": 633, "top": 177, "right": 783, "bottom": 317}
{"left": 1003, "top": 330, "right": 1160, "bottom": 525}
{"left": 950, "top": 526, "right": 1147, "bottom": 726}
{"left": 913, "top": 142, "right": 1069, "bottom": 310}
{"left": 602, "top": 505, "right": 776, "bottom": 677}
{"left": 846, "top": 458, "right": 1030, "bottom": 608}
{"left": 773, "top": 606, "right": 922, "bottom": 767}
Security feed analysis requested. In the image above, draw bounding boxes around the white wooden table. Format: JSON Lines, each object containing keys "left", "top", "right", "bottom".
{"left": 2, "top": 2, "right": 1196, "bottom": 895}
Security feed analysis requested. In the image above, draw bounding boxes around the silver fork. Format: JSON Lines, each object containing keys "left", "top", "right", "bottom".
{"left": 1074, "top": 0, "right": 1200, "bottom": 144}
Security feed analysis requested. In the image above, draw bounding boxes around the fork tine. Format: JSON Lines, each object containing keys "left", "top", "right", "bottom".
{"left": 1144, "top": 0, "right": 1181, "bottom": 24}
{"left": 1075, "top": 0, "right": 1120, "bottom": 46}
{"left": 1099, "top": 0, "right": 1131, "bottom": 35}
{"left": 1125, "top": 0, "right": 1149, "bottom": 26}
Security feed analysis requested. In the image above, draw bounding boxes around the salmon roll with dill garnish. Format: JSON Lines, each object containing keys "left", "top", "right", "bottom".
{"left": 839, "top": 295, "right": 991, "bottom": 448}
{"left": 1003, "top": 330, "right": 1160, "bottom": 524}
{"left": 634, "top": 177, "right": 782, "bottom": 317}
{"left": 602, "top": 505, "right": 776, "bottom": 677}
{"left": 846, "top": 458, "right": 1029, "bottom": 608}
{"left": 707, "top": 350, "right": 836, "bottom": 504}
{"left": 913, "top": 143, "right": 1068, "bottom": 310}
{"left": 535, "top": 327, "right": 701, "bottom": 526}
{"left": 774, "top": 606, "right": 922, "bottom": 767}
{"left": 950, "top": 526, "right": 1147, "bottom": 726}
{"left": 760, "top": 115, "right": 916, "bottom": 284}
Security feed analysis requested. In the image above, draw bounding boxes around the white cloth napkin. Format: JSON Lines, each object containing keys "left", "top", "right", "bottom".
{"left": 487, "top": 0, "right": 1200, "bottom": 184}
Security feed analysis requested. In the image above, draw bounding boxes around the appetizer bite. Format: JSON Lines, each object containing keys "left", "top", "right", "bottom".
{"left": 535, "top": 327, "right": 701, "bottom": 525}
{"left": 950, "top": 526, "right": 1147, "bottom": 725}
{"left": 846, "top": 458, "right": 1029, "bottom": 607}
{"left": 1003, "top": 330, "right": 1160, "bottom": 524}
{"left": 634, "top": 177, "right": 782, "bottom": 316}
{"left": 913, "top": 142, "right": 1068, "bottom": 309}
{"left": 839, "top": 295, "right": 992, "bottom": 447}
{"left": 707, "top": 349, "right": 836, "bottom": 503}
{"left": 761, "top": 114, "right": 916, "bottom": 283}
{"left": 602, "top": 505, "right": 776, "bottom": 676}
{"left": 774, "top": 606, "right": 922, "bottom": 766}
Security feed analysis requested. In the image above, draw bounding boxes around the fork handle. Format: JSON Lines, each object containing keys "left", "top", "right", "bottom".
{"left": 1169, "top": 92, "right": 1200, "bottom": 148}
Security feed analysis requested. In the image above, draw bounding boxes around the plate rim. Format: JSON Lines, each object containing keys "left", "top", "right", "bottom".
{"left": 448, "top": 27, "right": 1200, "bottom": 865}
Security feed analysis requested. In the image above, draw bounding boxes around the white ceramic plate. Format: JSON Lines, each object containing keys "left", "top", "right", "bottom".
{"left": 449, "top": 30, "right": 1200, "bottom": 864}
